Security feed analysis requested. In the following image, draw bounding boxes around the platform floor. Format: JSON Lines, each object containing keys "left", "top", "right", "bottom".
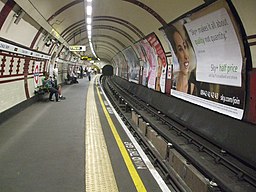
{"left": 0, "top": 75, "right": 170, "bottom": 192}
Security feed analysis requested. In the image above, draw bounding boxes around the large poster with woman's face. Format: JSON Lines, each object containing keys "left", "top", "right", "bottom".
{"left": 163, "top": 0, "right": 246, "bottom": 120}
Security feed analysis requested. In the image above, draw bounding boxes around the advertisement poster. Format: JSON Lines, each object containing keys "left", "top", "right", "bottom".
{"left": 163, "top": 1, "right": 245, "bottom": 119}
{"left": 113, "top": 52, "right": 128, "bottom": 79}
{"left": 122, "top": 46, "right": 140, "bottom": 83}
{"left": 113, "top": 54, "right": 120, "bottom": 76}
{"left": 137, "top": 39, "right": 152, "bottom": 86}
{"left": 185, "top": 8, "right": 242, "bottom": 87}
{"left": 146, "top": 33, "right": 167, "bottom": 93}
{"left": 165, "top": 56, "right": 173, "bottom": 95}
{"left": 112, "top": 56, "right": 119, "bottom": 76}
{"left": 137, "top": 33, "right": 166, "bottom": 90}
{"left": 134, "top": 41, "right": 149, "bottom": 86}
{"left": 139, "top": 37, "right": 157, "bottom": 89}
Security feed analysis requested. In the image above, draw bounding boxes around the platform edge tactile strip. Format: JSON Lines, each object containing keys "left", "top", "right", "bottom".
{"left": 85, "top": 79, "right": 118, "bottom": 192}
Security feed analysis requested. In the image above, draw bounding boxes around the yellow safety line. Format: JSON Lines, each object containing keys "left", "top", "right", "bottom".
{"left": 85, "top": 77, "right": 118, "bottom": 192}
{"left": 96, "top": 82, "right": 147, "bottom": 192}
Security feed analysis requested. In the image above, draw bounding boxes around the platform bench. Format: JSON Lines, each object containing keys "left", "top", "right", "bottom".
{"left": 34, "top": 86, "right": 49, "bottom": 101}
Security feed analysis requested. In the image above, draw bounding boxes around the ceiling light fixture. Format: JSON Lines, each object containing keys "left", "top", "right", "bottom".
{"left": 86, "top": 17, "right": 92, "bottom": 24}
{"left": 84, "top": 0, "right": 97, "bottom": 59}
{"left": 86, "top": 6, "right": 92, "bottom": 16}
{"left": 87, "top": 24, "right": 91, "bottom": 31}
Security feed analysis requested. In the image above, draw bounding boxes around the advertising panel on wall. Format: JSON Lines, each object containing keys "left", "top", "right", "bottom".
{"left": 134, "top": 41, "right": 150, "bottom": 86}
{"left": 112, "top": 55, "right": 120, "bottom": 76}
{"left": 162, "top": 0, "right": 246, "bottom": 119}
{"left": 139, "top": 36, "right": 158, "bottom": 90}
{"left": 146, "top": 33, "right": 167, "bottom": 93}
{"left": 122, "top": 46, "right": 140, "bottom": 83}
{"left": 137, "top": 33, "right": 167, "bottom": 92}
{"left": 112, "top": 58, "right": 118, "bottom": 76}
{"left": 165, "top": 55, "right": 173, "bottom": 95}
{"left": 113, "top": 52, "right": 128, "bottom": 80}
{"left": 135, "top": 39, "right": 151, "bottom": 86}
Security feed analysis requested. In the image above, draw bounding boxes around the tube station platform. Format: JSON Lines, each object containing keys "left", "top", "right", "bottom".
{"left": 0, "top": 75, "right": 171, "bottom": 192}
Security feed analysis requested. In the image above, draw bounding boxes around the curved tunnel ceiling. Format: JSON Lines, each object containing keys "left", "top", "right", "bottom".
{"left": 17, "top": 0, "right": 206, "bottom": 62}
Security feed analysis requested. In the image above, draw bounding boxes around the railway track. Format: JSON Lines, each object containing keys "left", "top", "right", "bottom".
{"left": 101, "top": 76, "right": 256, "bottom": 192}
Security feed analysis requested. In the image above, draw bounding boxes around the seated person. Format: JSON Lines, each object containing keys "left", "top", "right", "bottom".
{"left": 71, "top": 70, "right": 79, "bottom": 84}
{"left": 42, "top": 72, "right": 60, "bottom": 102}
{"left": 53, "top": 74, "right": 65, "bottom": 100}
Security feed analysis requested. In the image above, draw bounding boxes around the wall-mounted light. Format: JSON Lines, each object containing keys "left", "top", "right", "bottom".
{"left": 45, "top": 39, "right": 52, "bottom": 47}
{"left": 14, "top": 9, "right": 25, "bottom": 24}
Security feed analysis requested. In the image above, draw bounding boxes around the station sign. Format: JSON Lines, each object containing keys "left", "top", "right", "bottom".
{"left": 81, "top": 56, "right": 97, "bottom": 61}
{"left": 69, "top": 45, "right": 86, "bottom": 51}
{"left": 81, "top": 56, "right": 91, "bottom": 60}
{"left": 33, "top": 62, "right": 40, "bottom": 87}
{"left": 0, "top": 40, "right": 50, "bottom": 59}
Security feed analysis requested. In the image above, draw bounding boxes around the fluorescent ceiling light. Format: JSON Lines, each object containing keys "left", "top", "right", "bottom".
{"left": 87, "top": 25, "right": 91, "bottom": 31}
{"left": 86, "top": 17, "right": 92, "bottom": 24}
{"left": 85, "top": 0, "right": 97, "bottom": 59}
{"left": 87, "top": 6, "right": 92, "bottom": 15}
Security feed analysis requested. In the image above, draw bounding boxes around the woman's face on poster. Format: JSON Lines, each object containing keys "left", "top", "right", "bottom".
{"left": 173, "top": 31, "right": 189, "bottom": 75}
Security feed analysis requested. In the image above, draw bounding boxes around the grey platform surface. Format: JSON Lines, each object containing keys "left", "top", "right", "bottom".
{"left": 0, "top": 77, "right": 167, "bottom": 192}
{"left": 0, "top": 78, "right": 88, "bottom": 192}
